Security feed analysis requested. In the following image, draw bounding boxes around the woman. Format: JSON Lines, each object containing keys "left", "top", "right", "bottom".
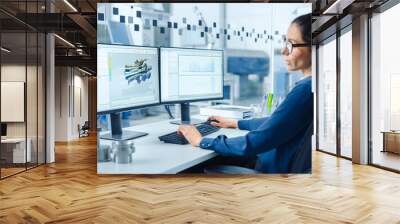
{"left": 178, "top": 13, "right": 313, "bottom": 173}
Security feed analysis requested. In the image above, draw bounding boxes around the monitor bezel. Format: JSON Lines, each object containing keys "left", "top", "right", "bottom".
{"left": 96, "top": 43, "right": 161, "bottom": 115}
{"left": 159, "top": 46, "right": 225, "bottom": 105}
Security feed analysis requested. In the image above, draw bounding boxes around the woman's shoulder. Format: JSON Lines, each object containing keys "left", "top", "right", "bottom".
{"left": 297, "top": 76, "right": 312, "bottom": 85}
{"left": 293, "top": 76, "right": 312, "bottom": 92}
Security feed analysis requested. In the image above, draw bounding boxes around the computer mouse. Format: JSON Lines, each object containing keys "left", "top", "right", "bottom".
{"left": 205, "top": 119, "right": 219, "bottom": 125}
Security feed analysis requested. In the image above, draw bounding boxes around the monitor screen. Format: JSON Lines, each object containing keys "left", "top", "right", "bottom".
{"left": 160, "top": 48, "right": 223, "bottom": 103}
{"left": 97, "top": 44, "right": 160, "bottom": 113}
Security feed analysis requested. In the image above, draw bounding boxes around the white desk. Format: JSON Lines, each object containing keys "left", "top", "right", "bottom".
{"left": 1, "top": 138, "right": 32, "bottom": 163}
{"left": 97, "top": 117, "right": 247, "bottom": 174}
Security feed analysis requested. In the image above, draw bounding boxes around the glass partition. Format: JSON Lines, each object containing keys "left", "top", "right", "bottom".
{"left": 1, "top": 31, "right": 28, "bottom": 177}
{"left": 0, "top": 0, "right": 46, "bottom": 179}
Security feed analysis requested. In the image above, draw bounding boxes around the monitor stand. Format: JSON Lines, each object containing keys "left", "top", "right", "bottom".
{"left": 170, "top": 102, "right": 203, "bottom": 125}
{"left": 100, "top": 112, "right": 148, "bottom": 141}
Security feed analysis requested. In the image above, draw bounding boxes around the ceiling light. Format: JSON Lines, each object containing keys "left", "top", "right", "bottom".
{"left": 54, "top": 34, "right": 75, "bottom": 48}
{"left": 323, "top": 0, "right": 355, "bottom": 15}
{"left": 63, "top": 0, "right": 78, "bottom": 12}
{"left": 1, "top": 47, "right": 11, "bottom": 53}
{"left": 78, "top": 67, "right": 93, "bottom": 76}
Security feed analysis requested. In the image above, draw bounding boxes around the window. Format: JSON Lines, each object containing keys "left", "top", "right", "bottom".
{"left": 339, "top": 28, "right": 352, "bottom": 158}
{"left": 370, "top": 3, "right": 400, "bottom": 171}
{"left": 317, "top": 36, "right": 337, "bottom": 154}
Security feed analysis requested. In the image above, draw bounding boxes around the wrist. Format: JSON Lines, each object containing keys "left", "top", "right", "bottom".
{"left": 194, "top": 137, "right": 203, "bottom": 147}
{"left": 231, "top": 120, "right": 238, "bottom": 129}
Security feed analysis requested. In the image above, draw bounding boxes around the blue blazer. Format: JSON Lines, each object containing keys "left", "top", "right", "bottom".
{"left": 200, "top": 77, "right": 313, "bottom": 173}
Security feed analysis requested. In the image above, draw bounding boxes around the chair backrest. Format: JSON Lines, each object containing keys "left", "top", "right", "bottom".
{"left": 83, "top": 121, "right": 90, "bottom": 128}
{"left": 289, "top": 123, "right": 313, "bottom": 173}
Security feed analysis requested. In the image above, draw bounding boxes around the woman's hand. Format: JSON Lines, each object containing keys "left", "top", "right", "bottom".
{"left": 208, "top": 116, "right": 238, "bottom": 129}
{"left": 177, "top": 125, "right": 202, "bottom": 147}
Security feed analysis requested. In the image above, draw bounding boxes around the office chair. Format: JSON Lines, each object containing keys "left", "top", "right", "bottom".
{"left": 79, "top": 121, "right": 90, "bottom": 138}
{"left": 204, "top": 123, "right": 313, "bottom": 174}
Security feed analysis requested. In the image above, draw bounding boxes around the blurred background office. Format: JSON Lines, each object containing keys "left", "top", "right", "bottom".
{"left": 96, "top": 3, "right": 310, "bottom": 130}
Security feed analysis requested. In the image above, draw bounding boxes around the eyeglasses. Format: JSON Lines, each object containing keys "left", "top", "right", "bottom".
{"left": 283, "top": 41, "right": 311, "bottom": 54}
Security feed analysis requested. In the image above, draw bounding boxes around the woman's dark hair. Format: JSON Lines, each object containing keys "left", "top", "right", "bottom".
{"left": 291, "top": 13, "right": 312, "bottom": 44}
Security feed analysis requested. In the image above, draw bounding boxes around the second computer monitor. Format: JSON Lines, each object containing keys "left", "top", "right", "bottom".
{"left": 160, "top": 47, "right": 223, "bottom": 125}
{"left": 160, "top": 47, "right": 224, "bottom": 103}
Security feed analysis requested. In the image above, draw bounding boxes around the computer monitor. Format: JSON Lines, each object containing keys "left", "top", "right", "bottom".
{"left": 160, "top": 47, "right": 224, "bottom": 124}
{"left": 97, "top": 44, "right": 160, "bottom": 140}
{"left": 1, "top": 123, "right": 7, "bottom": 138}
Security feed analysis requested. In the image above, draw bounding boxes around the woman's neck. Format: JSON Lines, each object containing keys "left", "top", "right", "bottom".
{"left": 302, "top": 67, "right": 312, "bottom": 77}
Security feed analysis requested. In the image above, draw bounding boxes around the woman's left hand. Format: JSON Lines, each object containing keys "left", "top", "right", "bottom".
{"left": 177, "top": 125, "right": 202, "bottom": 147}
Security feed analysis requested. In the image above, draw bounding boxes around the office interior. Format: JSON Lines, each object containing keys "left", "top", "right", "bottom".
{"left": 0, "top": 0, "right": 400, "bottom": 222}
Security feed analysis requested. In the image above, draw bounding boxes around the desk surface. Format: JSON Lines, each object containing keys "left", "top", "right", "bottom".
{"left": 97, "top": 116, "right": 247, "bottom": 174}
{"left": 1, "top": 137, "right": 29, "bottom": 143}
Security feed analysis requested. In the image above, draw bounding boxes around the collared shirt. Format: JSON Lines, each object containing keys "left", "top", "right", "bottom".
{"left": 200, "top": 76, "right": 313, "bottom": 173}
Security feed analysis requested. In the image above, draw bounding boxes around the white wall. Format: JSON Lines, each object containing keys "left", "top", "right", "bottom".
{"left": 54, "top": 67, "right": 89, "bottom": 141}
{"left": 55, "top": 66, "right": 69, "bottom": 141}
{"left": 1, "top": 65, "right": 26, "bottom": 138}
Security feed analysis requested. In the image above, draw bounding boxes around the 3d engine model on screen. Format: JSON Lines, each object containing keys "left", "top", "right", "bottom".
{"left": 124, "top": 59, "right": 152, "bottom": 84}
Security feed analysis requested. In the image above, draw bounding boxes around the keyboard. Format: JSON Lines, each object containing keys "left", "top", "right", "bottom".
{"left": 159, "top": 122, "right": 220, "bottom": 145}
